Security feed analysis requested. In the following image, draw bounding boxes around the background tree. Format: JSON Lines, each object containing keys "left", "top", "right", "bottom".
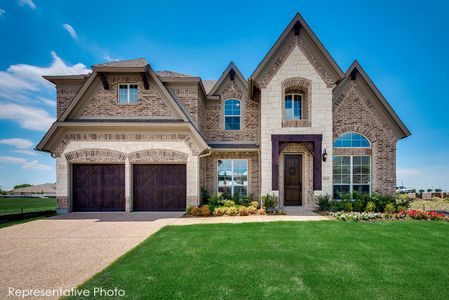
{"left": 13, "top": 183, "right": 32, "bottom": 190}
{"left": 419, "top": 189, "right": 425, "bottom": 193}
{"left": 427, "top": 188, "right": 433, "bottom": 193}
{"left": 435, "top": 188, "right": 442, "bottom": 193}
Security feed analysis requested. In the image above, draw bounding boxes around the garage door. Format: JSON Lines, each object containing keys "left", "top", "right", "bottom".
{"left": 133, "top": 164, "right": 186, "bottom": 211}
{"left": 72, "top": 164, "right": 125, "bottom": 211}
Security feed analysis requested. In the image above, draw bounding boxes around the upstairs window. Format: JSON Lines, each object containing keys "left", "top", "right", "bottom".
{"left": 224, "top": 99, "right": 241, "bottom": 130}
{"left": 118, "top": 84, "right": 138, "bottom": 104}
{"left": 284, "top": 94, "right": 302, "bottom": 120}
{"left": 333, "top": 132, "right": 371, "bottom": 148}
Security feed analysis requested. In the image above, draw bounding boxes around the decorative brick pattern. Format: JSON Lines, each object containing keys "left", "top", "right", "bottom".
{"left": 333, "top": 81, "right": 400, "bottom": 194}
{"left": 259, "top": 33, "right": 336, "bottom": 88}
{"left": 203, "top": 80, "right": 259, "bottom": 143}
{"left": 65, "top": 148, "right": 127, "bottom": 163}
{"left": 200, "top": 151, "right": 260, "bottom": 198}
{"left": 57, "top": 85, "right": 82, "bottom": 118}
{"left": 128, "top": 149, "right": 188, "bottom": 163}
{"left": 281, "top": 77, "right": 312, "bottom": 127}
{"left": 80, "top": 74, "right": 177, "bottom": 118}
{"left": 54, "top": 133, "right": 201, "bottom": 157}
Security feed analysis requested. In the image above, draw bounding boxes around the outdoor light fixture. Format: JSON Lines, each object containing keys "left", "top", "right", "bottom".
{"left": 322, "top": 148, "right": 327, "bottom": 162}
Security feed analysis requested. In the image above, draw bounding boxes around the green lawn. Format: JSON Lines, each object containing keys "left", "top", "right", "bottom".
{"left": 0, "top": 216, "right": 48, "bottom": 229}
{"left": 0, "top": 197, "right": 57, "bottom": 215}
{"left": 68, "top": 221, "right": 449, "bottom": 300}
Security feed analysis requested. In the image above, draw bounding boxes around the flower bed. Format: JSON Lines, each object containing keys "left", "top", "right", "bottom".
{"left": 329, "top": 210, "right": 449, "bottom": 222}
{"left": 187, "top": 192, "right": 278, "bottom": 217}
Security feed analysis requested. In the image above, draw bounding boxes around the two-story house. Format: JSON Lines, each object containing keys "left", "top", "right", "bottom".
{"left": 37, "top": 13, "right": 410, "bottom": 213}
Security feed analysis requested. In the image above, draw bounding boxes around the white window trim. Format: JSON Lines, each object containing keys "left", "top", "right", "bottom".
{"left": 118, "top": 83, "right": 139, "bottom": 104}
{"left": 333, "top": 155, "right": 372, "bottom": 197}
{"left": 217, "top": 159, "right": 249, "bottom": 196}
{"left": 223, "top": 99, "right": 241, "bottom": 131}
{"left": 284, "top": 93, "right": 303, "bottom": 120}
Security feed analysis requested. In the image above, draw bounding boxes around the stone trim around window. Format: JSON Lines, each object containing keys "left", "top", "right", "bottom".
{"left": 128, "top": 149, "right": 188, "bottom": 163}
{"left": 65, "top": 148, "right": 127, "bottom": 163}
{"left": 281, "top": 77, "right": 311, "bottom": 127}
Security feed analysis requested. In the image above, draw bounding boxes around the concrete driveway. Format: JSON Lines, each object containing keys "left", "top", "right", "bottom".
{"left": 0, "top": 211, "right": 326, "bottom": 299}
{"left": 0, "top": 212, "right": 184, "bottom": 299}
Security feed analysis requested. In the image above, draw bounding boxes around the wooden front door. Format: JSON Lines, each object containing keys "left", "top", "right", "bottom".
{"left": 133, "top": 164, "right": 186, "bottom": 211}
{"left": 72, "top": 164, "right": 125, "bottom": 211}
{"left": 284, "top": 155, "right": 302, "bottom": 206}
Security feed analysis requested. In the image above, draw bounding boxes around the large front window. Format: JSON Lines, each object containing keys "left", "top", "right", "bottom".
{"left": 217, "top": 159, "right": 248, "bottom": 196}
{"left": 284, "top": 94, "right": 302, "bottom": 120}
{"left": 224, "top": 99, "right": 241, "bottom": 130}
{"left": 333, "top": 156, "right": 371, "bottom": 198}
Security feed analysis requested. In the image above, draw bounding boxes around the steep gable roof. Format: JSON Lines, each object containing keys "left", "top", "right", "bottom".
{"left": 334, "top": 60, "right": 411, "bottom": 139}
{"left": 249, "top": 12, "right": 344, "bottom": 94}
{"left": 208, "top": 62, "right": 247, "bottom": 96}
{"left": 93, "top": 58, "right": 148, "bottom": 68}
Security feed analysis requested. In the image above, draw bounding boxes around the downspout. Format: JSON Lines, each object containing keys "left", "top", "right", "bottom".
{"left": 197, "top": 147, "right": 212, "bottom": 206}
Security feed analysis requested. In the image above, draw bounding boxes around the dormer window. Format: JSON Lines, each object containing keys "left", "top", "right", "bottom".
{"left": 284, "top": 94, "right": 302, "bottom": 120}
{"left": 224, "top": 99, "right": 241, "bottom": 130}
{"left": 118, "top": 84, "right": 138, "bottom": 104}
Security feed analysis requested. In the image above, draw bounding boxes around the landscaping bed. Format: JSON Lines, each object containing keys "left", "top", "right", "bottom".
{"left": 67, "top": 221, "right": 449, "bottom": 300}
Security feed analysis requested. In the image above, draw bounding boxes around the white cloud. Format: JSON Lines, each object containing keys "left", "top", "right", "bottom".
{"left": 0, "top": 103, "right": 54, "bottom": 131}
{"left": 0, "top": 138, "right": 33, "bottom": 149}
{"left": 63, "top": 24, "right": 78, "bottom": 41}
{"left": 0, "top": 156, "right": 51, "bottom": 170}
{"left": 18, "top": 0, "right": 36, "bottom": 9}
{"left": 0, "top": 51, "right": 90, "bottom": 103}
{"left": 38, "top": 97, "right": 56, "bottom": 107}
{"left": 14, "top": 150, "right": 37, "bottom": 156}
{"left": 0, "top": 8, "right": 5, "bottom": 16}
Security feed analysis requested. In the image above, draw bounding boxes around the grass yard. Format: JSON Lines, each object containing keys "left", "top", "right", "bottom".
{"left": 69, "top": 221, "right": 449, "bottom": 300}
{"left": 0, "top": 197, "right": 57, "bottom": 215}
{"left": 410, "top": 198, "right": 449, "bottom": 211}
{"left": 0, "top": 216, "right": 48, "bottom": 229}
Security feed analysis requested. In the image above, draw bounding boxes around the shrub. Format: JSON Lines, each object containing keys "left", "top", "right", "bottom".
{"left": 190, "top": 206, "right": 202, "bottom": 216}
{"left": 247, "top": 206, "right": 257, "bottom": 215}
{"left": 239, "top": 206, "right": 249, "bottom": 216}
{"left": 343, "top": 201, "right": 353, "bottom": 212}
{"left": 385, "top": 203, "right": 396, "bottom": 213}
{"left": 213, "top": 207, "right": 226, "bottom": 216}
{"left": 261, "top": 193, "right": 278, "bottom": 209}
{"left": 226, "top": 207, "right": 238, "bottom": 216}
{"left": 397, "top": 205, "right": 406, "bottom": 212}
{"left": 250, "top": 201, "right": 259, "bottom": 209}
{"left": 396, "top": 195, "right": 412, "bottom": 210}
{"left": 223, "top": 200, "right": 235, "bottom": 207}
{"left": 365, "top": 201, "right": 376, "bottom": 212}
{"left": 315, "top": 194, "right": 332, "bottom": 211}
{"left": 200, "top": 187, "right": 210, "bottom": 205}
{"left": 200, "top": 205, "right": 211, "bottom": 217}
{"left": 257, "top": 208, "right": 266, "bottom": 215}
{"left": 208, "top": 193, "right": 224, "bottom": 208}
{"left": 352, "top": 199, "right": 364, "bottom": 212}
{"left": 186, "top": 206, "right": 195, "bottom": 215}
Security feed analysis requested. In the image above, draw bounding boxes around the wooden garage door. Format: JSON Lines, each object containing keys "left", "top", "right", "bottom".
{"left": 72, "top": 164, "right": 125, "bottom": 211}
{"left": 133, "top": 164, "right": 186, "bottom": 211}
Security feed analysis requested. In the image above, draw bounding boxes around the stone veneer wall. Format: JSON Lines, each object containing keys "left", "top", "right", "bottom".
{"left": 200, "top": 151, "right": 260, "bottom": 199}
{"left": 279, "top": 143, "right": 314, "bottom": 208}
{"left": 80, "top": 74, "right": 177, "bottom": 118}
{"left": 333, "top": 81, "right": 400, "bottom": 194}
{"left": 203, "top": 80, "right": 259, "bottom": 143}
{"left": 56, "top": 137, "right": 200, "bottom": 212}
{"left": 260, "top": 46, "right": 334, "bottom": 198}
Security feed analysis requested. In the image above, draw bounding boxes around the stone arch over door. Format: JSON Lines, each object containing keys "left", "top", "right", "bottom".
{"left": 128, "top": 149, "right": 189, "bottom": 163}
{"left": 65, "top": 148, "right": 127, "bottom": 163}
{"left": 281, "top": 77, "right": 312, "bottom": 127}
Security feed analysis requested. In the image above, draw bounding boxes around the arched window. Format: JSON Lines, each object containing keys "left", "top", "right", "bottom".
{"left": 224, "top": 99, "right": 241, "bottom": 130}
{"left": 333, "top": 132, "right": 371, "bottom": 198}
{"left": 284, "top": 93, "right": 302, "bottom": 120}
{"left": 333, "top": 132, "right": 371, "bottom": 148}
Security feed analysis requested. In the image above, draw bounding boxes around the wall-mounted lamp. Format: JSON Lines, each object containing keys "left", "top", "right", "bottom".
{"left": 322, "top": 148, "right": 327, "bottom": 162}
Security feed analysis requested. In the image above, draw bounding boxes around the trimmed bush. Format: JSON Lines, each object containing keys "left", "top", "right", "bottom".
{"left": 261, "top": 193, "right": 278, "bottom": 209}
{"left": 365, "top": 201, "right": 376, "bottom": 212}
{"left": 315, "top": 194, "right": 331, "bottom": 211}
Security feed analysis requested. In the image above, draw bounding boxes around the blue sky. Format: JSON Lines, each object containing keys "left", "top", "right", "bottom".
{"left": 0, "top": 0, "right": 448, "bottom": 191}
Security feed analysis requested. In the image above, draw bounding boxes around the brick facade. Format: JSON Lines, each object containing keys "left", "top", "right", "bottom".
{"left": 80, "top": 74, "right": 177, "bottom": 118}
{"left": 200, "top": 151, "right": 260, "bottom": 198}
{"left": 333, "top": 80, "right": 400, "bottom": 195}
{"left": 57, "top": 85, "right": 82, "bottom": 118}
